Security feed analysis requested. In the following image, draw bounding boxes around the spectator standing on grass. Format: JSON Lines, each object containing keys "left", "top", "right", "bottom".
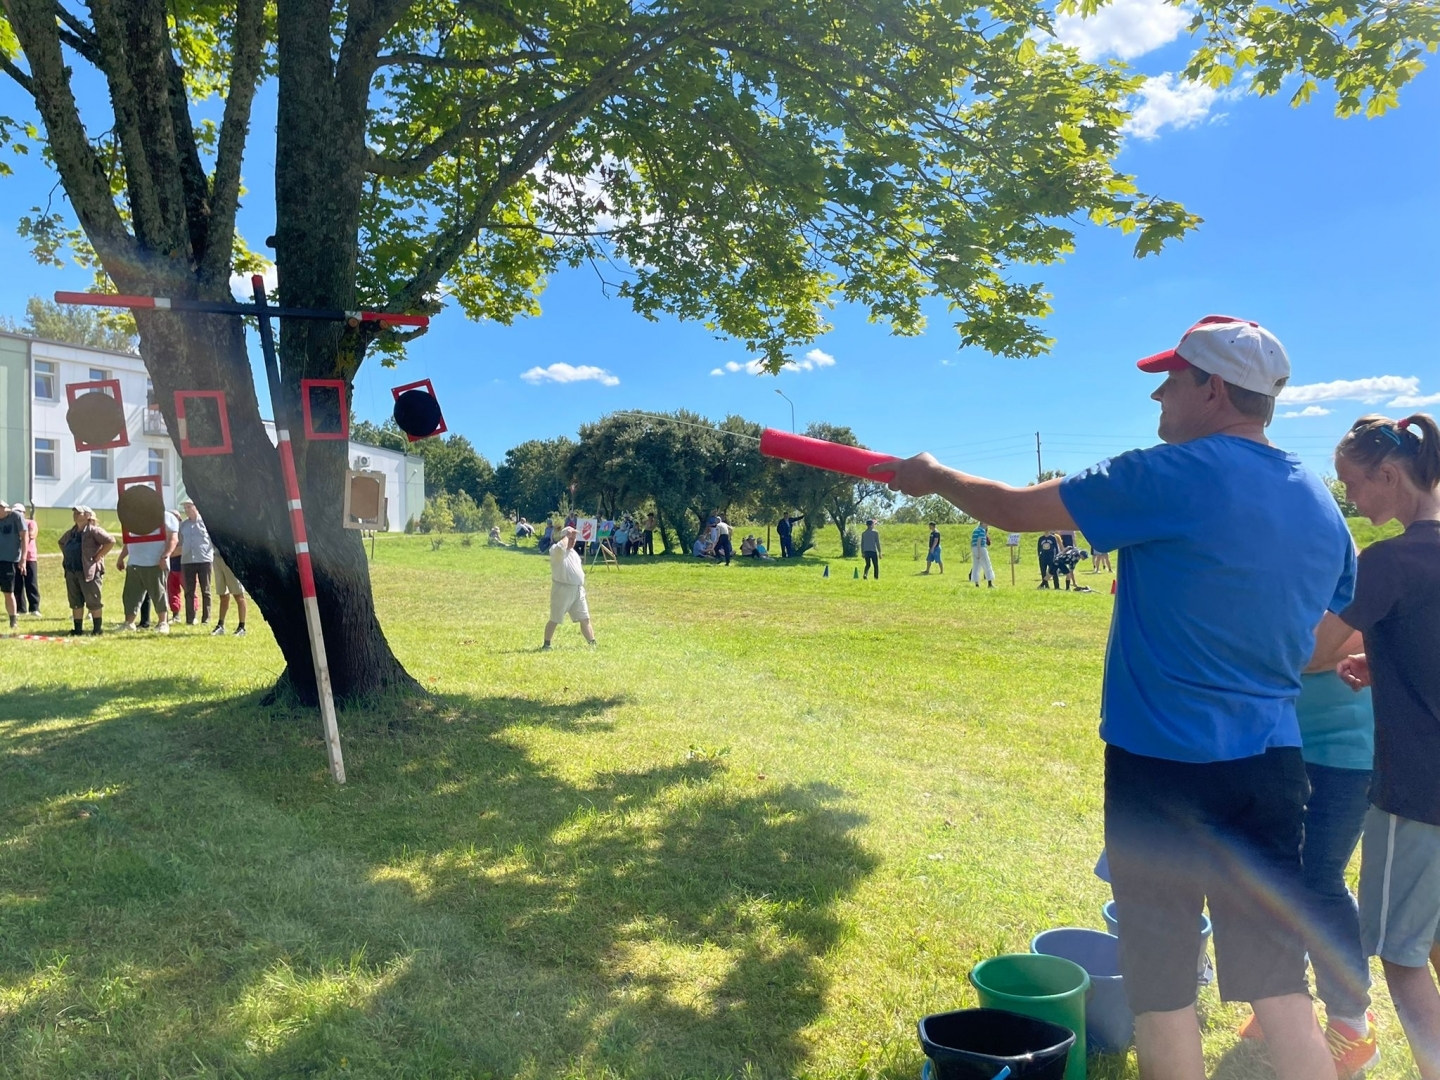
{"left": 1093, "top": 547, "right": 1113, "bottom": 573}
{"left": 1037, "top": 531, "right": 1061, "bottom": 589}
{"left": 970, "top": 522, "right": 995, "bottom": 588}
{"left": 861, "top": 519, "right": 881, "bottom": 579}
{"left": 0, "top": 500, "right": 23, "bottom": 631}
{"left": 543, "top": 525, "right": 595, "bottom": 649}
{"left": 179, "top": 498, "right": 214, "bottom": 625}
{"left": 643, "top": 512, "right": 656, "bottom": 555}
{"left": 923, "top": 521, "right": 943, "bottom": 574}
{"left": 18, "top": 504, "right": 39, "bottom": 613}
{"left": 714, "top": 516, "right": 733, "bottom": 566}
{"left": 211, "top": 554, "right": 248, "bottom": 637}
{"left": 119, "top": 508, "right": 178, "bottom": 634}
{"left": 1310, "top": 413, "right": 1440, "bottom": 1080}
{"left": 875, "top": 316, "right": 1352, "bottom": 1080}
{"left": 776, "top": 512, "right": 803, "bottom": 558}
{"left": 59, "top": 506, "right": 114, "bottom": 636}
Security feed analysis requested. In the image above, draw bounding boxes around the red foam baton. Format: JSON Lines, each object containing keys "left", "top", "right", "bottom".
{"left": 759, "top": 428, "right": 897, "bottom": 482}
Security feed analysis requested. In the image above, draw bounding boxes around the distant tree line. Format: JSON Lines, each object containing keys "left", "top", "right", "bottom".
{"left": 352, "top": 412, "right": 901, "bottom": 555}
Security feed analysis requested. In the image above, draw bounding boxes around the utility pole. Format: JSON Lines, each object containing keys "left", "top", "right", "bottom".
{"left": 1036, "top": 431, "right": 1043, "bottom": 484}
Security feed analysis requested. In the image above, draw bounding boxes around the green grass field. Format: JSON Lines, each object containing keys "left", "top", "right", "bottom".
{"left": 0, "top": 525, "right": 1417, "bottom": 1079}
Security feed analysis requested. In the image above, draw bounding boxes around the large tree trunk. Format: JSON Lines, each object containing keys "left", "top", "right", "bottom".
{"left": 136, "top": 311, "right": 417, "bottom": 706}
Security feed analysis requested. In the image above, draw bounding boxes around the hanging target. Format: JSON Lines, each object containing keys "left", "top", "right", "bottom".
{"left": 116, "top": 475, "right": 166, "bottom": 543}
{"left": 301, "top": 379, "right": 349, "bottom": 441}
{"left": 343, "top": 469, "right": 387, "bottom": 530}
{"left": 390, "top": 378, "right": 446, "bottom": 441}
{"left": 65, "top": 380, "right": 129, "bottom": 451}
{"left": 175, "top": 390, "right": 234, "bottom": 456}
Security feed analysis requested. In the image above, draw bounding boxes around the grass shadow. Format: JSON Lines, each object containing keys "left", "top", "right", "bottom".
{"left": 0, "top": 678, "right": 877, "bottom": 1078}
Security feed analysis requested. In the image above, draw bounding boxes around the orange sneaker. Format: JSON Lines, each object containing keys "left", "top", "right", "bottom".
{"left": 1327, "top": 1013, "right": 1380, "bottom": 1079}
{"left": 1237, "top": 1012, "right": 1264, "bottom": 1041}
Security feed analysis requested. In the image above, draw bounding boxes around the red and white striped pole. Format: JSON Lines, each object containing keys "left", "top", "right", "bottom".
{"left": 249, "top": 275, "right": 344, "bottom": 783}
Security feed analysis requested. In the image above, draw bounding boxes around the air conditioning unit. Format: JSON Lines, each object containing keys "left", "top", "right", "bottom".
{"left": 353, "top": 455, "right": 371, "bottom": 468}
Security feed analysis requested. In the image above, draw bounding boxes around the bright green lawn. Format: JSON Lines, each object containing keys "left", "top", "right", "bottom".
{"left": 0, "top": 531, "right": 1416, "bottom": 1079}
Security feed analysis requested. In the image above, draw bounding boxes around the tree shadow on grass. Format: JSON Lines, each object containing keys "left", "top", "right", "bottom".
{"left": 0, "top": 680, "right": 877, "bottom": 1079}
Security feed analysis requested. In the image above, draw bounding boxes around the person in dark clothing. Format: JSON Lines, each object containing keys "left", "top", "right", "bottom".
{"left": 776, "top": 513, "right": 803, "bottom": 558}
{"left": 1037, "top": 531, "right": 1061, "bottom": 589}
{"left": 860, "top": 519, "right": 882, "bottom": 579}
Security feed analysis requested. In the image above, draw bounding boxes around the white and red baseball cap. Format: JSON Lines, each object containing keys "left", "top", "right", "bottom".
{"left": 1138, "top": 315, "right": 1290, "bottom": 397}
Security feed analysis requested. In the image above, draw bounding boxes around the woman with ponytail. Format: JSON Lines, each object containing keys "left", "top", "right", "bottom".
{"left": 1311, "top": 412, "right": 1440, "bottom": 1079}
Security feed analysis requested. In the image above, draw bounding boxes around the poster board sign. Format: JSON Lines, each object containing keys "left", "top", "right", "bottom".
{"left": 1006, "top": 533, "right": 1021, "bottom": 547}
{"left": 343, "top": 469, "right": 387, "bottom": 530}
{"left": 576, "top": 518, "right": 597, "bottom": 544}
{"left": 175, "top": 390, "right": 233, "bottom": 456}
{"left": 116, "top": 474, "right": 167, "bottom": 544}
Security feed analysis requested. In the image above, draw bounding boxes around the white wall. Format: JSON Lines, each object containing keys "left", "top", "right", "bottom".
{"left": 29, "top": 340, "right": 177, "bottom": 512}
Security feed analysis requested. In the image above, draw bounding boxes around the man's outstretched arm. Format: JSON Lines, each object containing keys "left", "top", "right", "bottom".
{"left": 873, "top": 454, "right": 1077, "bottom": 534}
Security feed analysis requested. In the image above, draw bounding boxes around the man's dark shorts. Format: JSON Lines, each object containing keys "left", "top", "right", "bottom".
{"left": 1105, "top": 744, "right": 1310, "bottom": 1013}
{"left": 0, "top": 560, "right": 16, "bottom": 594}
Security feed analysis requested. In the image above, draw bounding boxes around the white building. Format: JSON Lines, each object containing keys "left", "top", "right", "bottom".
{"left": 1, "top": 330, "right": 424, "bottom": 531}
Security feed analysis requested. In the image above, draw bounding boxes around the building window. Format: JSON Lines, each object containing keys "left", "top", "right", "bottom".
{"left": 90, "top": 450, "right": 110, "bottom": 482}
{"left": 34, "top": 360, "right": 57, "bottom": 400}
{"left": 35, "top": 438, "right": 57, "bottom": 479}
{"left": 149, "top": 448, "right": 167, "bottom": 485}
{"left": 89, "top": 367, "right": 110, "bottom": 382}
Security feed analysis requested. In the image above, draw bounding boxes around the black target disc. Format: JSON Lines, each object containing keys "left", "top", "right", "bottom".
{"left": 117, "top": 485, "right": 165, "bottom": 536}
{"left": 67, "top": 391, "right": 126, "bottom": 446}
{"left": 393, "top": 388, "right": 443, "bottom": 439}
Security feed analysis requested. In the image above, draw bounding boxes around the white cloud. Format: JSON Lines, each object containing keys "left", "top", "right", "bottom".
{"left": 1054, "top": 0, "right": 1190, "bottom": 61}
{"left": 1279, "top": 376, "right": 1420, "bottom": 405}
{"left": 711, "top": 349, "right": 839, "bottom": 377}
{"left": 793, "top": 348, "right": 836, "bottom": 371}
{"left": 1388, "top": 392, "right": 1440, "bottom": 408}
{"left": 1125, "top": 74, "right": 1224, "bottom": 140}
{"left": 229, "top": 263, "right": 278, "bottom": 300}
{"left": 1279, "top": 406, "right": 1333, "bottom": 418}
{"left": 520, "top": 363, "right": 620, "bottom": 387}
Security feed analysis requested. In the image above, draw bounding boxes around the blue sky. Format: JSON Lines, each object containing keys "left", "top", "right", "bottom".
{"left": 2, "top": 3, "right": 1437, "bottom": 486}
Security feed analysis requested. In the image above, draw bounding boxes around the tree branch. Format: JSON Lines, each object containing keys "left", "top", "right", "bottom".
{"left": 5, "top": 0, "right": 141, "bottom": 272}
{"left": 83, "top": 0, "right": 170, "bottom": 244}
{"left": 199, "top": 0, "right": 266, "bottom": 287}
{"left": 0, "top": 55, "right": 35, "bottom": 95}
{"left": 389, "top": 23, "right": 691, "bottom": 312}
{"left": 54, "top": 1, "right": 101, "bottom": 62}
{"left": 167, "top": 54, "right": 213, "bottom": 266}
{"left": 376, "top": 48, "right": 554, "bottom": 71}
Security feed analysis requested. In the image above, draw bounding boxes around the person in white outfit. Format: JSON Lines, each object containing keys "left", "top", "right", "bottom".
{"left": 543, "top": 526, "right": 596, "bottom": 649}
{"left": 970, "top": 522, "right": 996, "bottom": 587}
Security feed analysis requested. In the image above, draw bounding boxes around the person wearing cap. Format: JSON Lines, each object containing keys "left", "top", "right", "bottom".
{"left": 860, "top": 518, "right": 882, "bottom": 579}
{"left": 874, "top": 316, "right": 1354, "bottom": 1080}
{"left": 0, "top": 500, "right": 24, "bottom": 631}
{"left": 58, "top": 506, "right": 115, "bottom": 635}
{"left": 178, "top": 498, "right": 215, "bottom": 625}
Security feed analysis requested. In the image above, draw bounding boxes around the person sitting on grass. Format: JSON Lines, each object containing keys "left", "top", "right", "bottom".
{"left": 543, "top": 525, "right": 595, "bottom": 650}
{"left": 875, "top": 315, "right": 1354, "bottom": 1080}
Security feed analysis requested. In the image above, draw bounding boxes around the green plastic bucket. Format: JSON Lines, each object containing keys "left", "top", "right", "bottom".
{"left": 970, "top": 953, "right": 1089, "bottom": 1080}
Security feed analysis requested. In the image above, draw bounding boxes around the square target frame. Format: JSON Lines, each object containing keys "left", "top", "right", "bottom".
{"left": 390, "top": 378, "right": 447, "bottom": 442}
{"left": 343, "top": 469, "right": 387, "bottom": 530}
{"left": 174, "top": 390, "right": 233, "bottom": 456}
{"left": 116, "top": 474, "right": 167, "bottom": 544}
{"left": 65, "top": 379, "right": 129, "bottom": 451}
{"left": 301, "top": 379, "right": 349, "bottom": 441}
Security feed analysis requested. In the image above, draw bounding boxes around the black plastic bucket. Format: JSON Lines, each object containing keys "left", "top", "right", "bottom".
{"left": 918, "top": 1007, "right": 1076, "bottom": 1080}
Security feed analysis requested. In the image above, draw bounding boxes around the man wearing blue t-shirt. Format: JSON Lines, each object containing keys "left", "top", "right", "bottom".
{"left": 874, "top": 316, "right": 1354, "bottom": 1080}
